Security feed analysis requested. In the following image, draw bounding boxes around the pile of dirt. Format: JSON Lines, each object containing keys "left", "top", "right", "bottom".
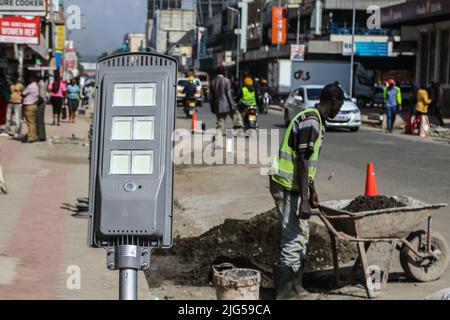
{"left": 429, "top": 125, "right": 450, "bottom": 140}
{"left": 156, "top": 209, "right": 357, "bottom": 286}
{"left": 343, "top": 195, "right": 406, "bottom": 213}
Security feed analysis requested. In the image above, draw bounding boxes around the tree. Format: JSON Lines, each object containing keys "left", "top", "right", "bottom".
{"left": 97, "top": 52, "right": 109, "bottom": 60}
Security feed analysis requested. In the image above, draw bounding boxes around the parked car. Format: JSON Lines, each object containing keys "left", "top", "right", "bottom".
{"left": 284, "top": 85, "right": 361, "bottom": 132}
{"left": 177, "top": 78, "right": 202, "bottom": 106}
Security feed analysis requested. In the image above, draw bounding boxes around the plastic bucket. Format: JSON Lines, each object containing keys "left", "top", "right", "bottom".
{"left": 212, "top": 263, "right": 261, "bottom": 300}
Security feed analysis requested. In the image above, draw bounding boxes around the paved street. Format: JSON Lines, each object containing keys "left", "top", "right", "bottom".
{"left": 182, "top": 104, "right": 450, "bottom": 254}
{"left": 0, "top": 103, "right": 449, "bottom": 299}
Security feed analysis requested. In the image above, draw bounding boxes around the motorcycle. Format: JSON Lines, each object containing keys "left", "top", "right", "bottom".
{"left": 244, "top": 105, "right": 259, "bottom": 131}
{"left": 184, "top": 97, "right": 197, "bottom": 118}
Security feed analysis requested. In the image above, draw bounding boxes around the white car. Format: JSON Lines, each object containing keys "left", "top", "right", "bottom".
{"left": 177, "top": 78, "right": 202, "bottom": 106}
{"left": 284, "top": 85, "right": 361, "bottom": 132}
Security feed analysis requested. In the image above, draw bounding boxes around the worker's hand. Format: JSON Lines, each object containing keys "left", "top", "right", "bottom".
{"left": 309, "top": 189, "right": 319, "bottom": 209}
{"left": 299, "top": 200, "right": 311, "bottom": 220}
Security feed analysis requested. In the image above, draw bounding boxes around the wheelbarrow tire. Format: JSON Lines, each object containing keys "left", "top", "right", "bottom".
{"left": 400, "top": 230, "right": 449, "bottom": 282}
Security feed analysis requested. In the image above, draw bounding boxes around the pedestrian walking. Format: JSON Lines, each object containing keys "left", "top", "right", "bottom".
{"left": 22, "top": 74, "right": 40, "bottom": 143}
{"left": 3, "top": 75, "right": 24, "bottom": 138}
{"left": 48, "top": 73, "right": 66, "bottom": 126}
{"left": 414, "top": 85, "right": 432, "bottom": 137}
{"left": 66, "top": 78, "right": 80, "bottom": 124}
{"left": 210, "top": 67, "right": 243, "bottom": 135}
{"left": 383, "top": 79, "right": 402, "bottom": 133}
{"left": 269, "top": 83, "right": 344, "bottom": 299}
{"left": 37, "top": 74, "right": 48, "bottom": 141}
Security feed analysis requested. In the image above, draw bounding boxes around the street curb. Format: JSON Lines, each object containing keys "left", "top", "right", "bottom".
{"left": 269, "top": 105, "right": 283, "bottom": 112}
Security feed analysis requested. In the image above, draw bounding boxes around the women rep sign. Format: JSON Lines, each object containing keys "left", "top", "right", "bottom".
{"left": 0, "top": 16, "right": 40, "bottom": 45}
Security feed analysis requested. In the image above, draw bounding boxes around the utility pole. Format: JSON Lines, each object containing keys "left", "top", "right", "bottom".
{"left": 208, "top": 0, "right": 213, "bottom": 19}
{"left": 227, "top": 7, "right": 240, "bottom": 81}
{"left": 296, "top": 3, "right": 301, "bottom": 45}
{"left": 238, "top": 0, "right": 252, "bottom": 53}
{"left": 277, "top": 0, "right": 281, "bottom": 53}
{"left": 350, "top": 0, "right": 356, "bottom": 97}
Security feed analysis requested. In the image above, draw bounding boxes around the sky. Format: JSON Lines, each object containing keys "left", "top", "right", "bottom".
{"left": 65, "top": 0, "right": 195, "bottom": 60}
{"left": 65, "top": 0, "right": 148, "bottom": 59}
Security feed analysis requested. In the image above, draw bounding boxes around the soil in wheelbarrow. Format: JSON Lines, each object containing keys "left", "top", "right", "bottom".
{"left": 154, "top": 209, "right": 357, "bottom": 287}
{"left": 343, "top": 195, "right": 407, "bottom": 213}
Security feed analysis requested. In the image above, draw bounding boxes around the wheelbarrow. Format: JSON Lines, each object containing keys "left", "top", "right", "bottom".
{"left": 316, "top": 196, "right": 449, "bottom": 298}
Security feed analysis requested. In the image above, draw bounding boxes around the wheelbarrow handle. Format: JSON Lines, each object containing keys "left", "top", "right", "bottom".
{"left": 310, "top": 210, "right": 355, "bottom": 242}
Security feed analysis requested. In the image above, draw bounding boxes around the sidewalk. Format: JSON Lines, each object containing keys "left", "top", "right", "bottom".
{"left": 0, "top": 105, "right": 151, "bottom": 299}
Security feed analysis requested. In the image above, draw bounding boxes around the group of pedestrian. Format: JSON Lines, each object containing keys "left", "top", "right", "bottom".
{"left": 0, "top": 71, "right": 81, "bottom": 144}
{"left": 383, "top": 79, "right": 447, "bottom": 137}
{"left": 209, "top": 67, "right": 271, "bottom": 135}
{"left": 0, "top": 73, "right": 47, "bottom": 143}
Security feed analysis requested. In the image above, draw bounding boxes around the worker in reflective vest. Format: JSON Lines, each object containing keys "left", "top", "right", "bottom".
{"left": 269, "top": 83, "right": 344, "bottom": 299}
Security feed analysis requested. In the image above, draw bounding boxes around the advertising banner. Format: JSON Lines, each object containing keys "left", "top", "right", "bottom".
{"left": 55, "top": 24, "right": 65, "bottom": 51}
{"left": 0, "top": 16, "right": 40, "bottom": 45}
{"left": 0, "top": 0, "right": 48, "bottom": 17}
{"left": 290, "top": 44, "right": 305, "bottom": 61}
{"left": 64, "top": 48, "right": 77, "bottom": 69}
{"left": 271, "top": 6, "right": 287, "bottom": 45}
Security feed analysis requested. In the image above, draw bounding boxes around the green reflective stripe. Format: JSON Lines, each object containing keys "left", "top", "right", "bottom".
{"left": 241, "top": 87, "right": 257, "bottom": 106}
{"left": 271, "top": 107, "right": 323, "bottom": 190}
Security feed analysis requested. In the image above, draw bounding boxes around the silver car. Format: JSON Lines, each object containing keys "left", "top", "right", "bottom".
{"left": 284, "top": 85, "right": 361, "bottom": 132}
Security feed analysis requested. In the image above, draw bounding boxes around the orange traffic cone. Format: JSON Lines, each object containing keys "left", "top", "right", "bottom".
{"left": 365, "top": 163, "right": 378, "bottom": 197}
{"left": 191, "top": 111, "right": 198, "bottom": 133}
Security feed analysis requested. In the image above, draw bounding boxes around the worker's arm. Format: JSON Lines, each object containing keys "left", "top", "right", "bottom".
{"left": 295, "top": 117, "right": 321, "bottom": 220}
{"left": 298, "top": 155, "right": 311, "bottom": 219}
{"left": 426, "top": 92, "right": 432, "bottom": 105}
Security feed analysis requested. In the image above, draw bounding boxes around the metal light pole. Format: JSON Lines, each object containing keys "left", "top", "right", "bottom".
{"left": 349, "top": 0, "right": 356, "bottom": 97}
{"left": 228, "top": 7, "right": 240, "bottom": 81}
{"left": 277, "top": 0, "right": 281, "bottom": 52}
{"left": 119, "top": 267, "right": 138, "bottom": 300}
{"left": 296, "top": 3, "right": 301, "bottom": 45}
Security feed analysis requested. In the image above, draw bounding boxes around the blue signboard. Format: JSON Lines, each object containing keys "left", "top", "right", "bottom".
{"left": 55, "top": 51, "right": 62, "bottom": 69}
{"left": 355, "top": 42, "right": 389, "bottom": 57}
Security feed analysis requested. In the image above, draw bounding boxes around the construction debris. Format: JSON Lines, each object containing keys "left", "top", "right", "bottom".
{"left": 343, "top": 195, "right": 407, "bottom": 213}
{"left": 155, "top": 209, "right": 357, "bottom": 287}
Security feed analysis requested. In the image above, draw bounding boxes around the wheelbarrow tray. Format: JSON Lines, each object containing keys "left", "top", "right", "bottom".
{"left": 318, "top": 196, "right": 447, "bottom": 239}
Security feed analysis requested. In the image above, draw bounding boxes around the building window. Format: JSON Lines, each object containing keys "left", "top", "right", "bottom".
{"left": 420, "top": 33, "right": 429, "bottom": 86}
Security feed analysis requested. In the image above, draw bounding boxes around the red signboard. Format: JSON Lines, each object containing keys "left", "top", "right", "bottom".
{"left": 272, "top": 6, "right": 287, "bottom": 45}
{"left": 0, "top": 16, "right": 40, "bottom": 45}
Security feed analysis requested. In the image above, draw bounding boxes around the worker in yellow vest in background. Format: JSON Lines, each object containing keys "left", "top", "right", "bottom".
{"left": 237, "top": 77, "right": 257, "bottom": 121}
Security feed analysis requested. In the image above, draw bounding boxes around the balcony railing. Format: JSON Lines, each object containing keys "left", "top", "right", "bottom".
{"left": 330, "top": 23, "right": 396, "bottom": 36}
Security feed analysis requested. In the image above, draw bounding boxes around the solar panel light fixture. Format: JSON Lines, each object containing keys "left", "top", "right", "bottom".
{"left": 88, "top": 53, "right": 177, "bottom": 300}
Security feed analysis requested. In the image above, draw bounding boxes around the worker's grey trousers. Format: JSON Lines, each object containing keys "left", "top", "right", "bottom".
{"left": 270, "top": 178, "right": 309, "bottom": 273}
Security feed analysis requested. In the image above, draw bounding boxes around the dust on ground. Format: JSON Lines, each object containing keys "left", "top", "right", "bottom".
{"left": 343, "top": 195, "right": 406, "bottom": 213}
{"left": 151, "top": 209, "right": 357, "bottom": 289}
